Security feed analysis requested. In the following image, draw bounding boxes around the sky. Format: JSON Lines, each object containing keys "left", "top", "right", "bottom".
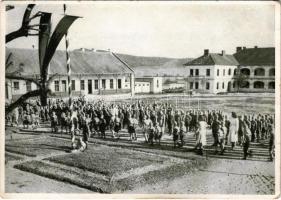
{"left": 5, "top": 2, "right": 276, "bottom": 58}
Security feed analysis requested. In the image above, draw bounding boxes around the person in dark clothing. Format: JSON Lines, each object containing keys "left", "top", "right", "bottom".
{"left": 148, "top": 123, "right": 155, "bottom": 145}
{"left": 103, "top": 108, "right": 111, "bottom": 130}
{"left": 150, "top": 111, "right": 157, "bottom": 126}
{"left": 99, "top": 115, "right": 107, "bottom": 139}
{"left": 139, "top": 107, "right": 145, "bottom": 128}
{"left": 190, "top": 112, "right": 197, "bottom": 131}
{"left": 224, "top": 115, "right": 230, "bottom": 145}
{"left": 154, "top": 122, "right": 162, "bottom": 145}
{"left": 256, "top": 116, "right": 261, "bottom": 142}
{"left": 118, "top": 109, "right": 124, "bottom": 129}
{"left": 268, "top": 124, "right": 275, "bottom": 161}
{"left": 250, "top": 116, "right": 257, "bottom": 142}
{"left": 178, "top": 126, "right": 185, "bottom": 148}
{"left": 167, "top": 111, "right": 174, "bottom": 135}
{"left": 211, "top": 116, "right": 220, "bottom": 147}
{"left": 51, "top": 111, "right": 58, "bottom": 133}
{"left": 238, "top": 116, "right": 243, "bottom": 145}
{"left": 184, "top": 111, "right": 192, "bottom": 132}
{"left": 123, "top": 109, "right": 130, "bottom": 129}
{"left": 174, "top": 110, "right": 180, "bottom": 126}
{"left": 91, "top": 113, "right": 100, "bottom": 136}
{"left": 173, "top": 122, "right": 180, "bottom": 148}
{"left": 128, "top": 115, "right": 138, "bottom": 141}
{"left": 113, "top": 115, "right": 121, "bottom": 139}
{"left": 242, "top": 122, "right": 252, "bottom": 160}
{"left": 208, "top": 111, "right": 213, "bottom": 126}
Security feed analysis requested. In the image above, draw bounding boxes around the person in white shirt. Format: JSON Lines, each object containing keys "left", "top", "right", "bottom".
{"left": 228, "top": 112, "right": 239, "bottom": 150}
{"left": 143, "top": 115, "right": 152, "bottom": 143}
{"left": 195, "top": 115, "right": 208, "bottom": 155}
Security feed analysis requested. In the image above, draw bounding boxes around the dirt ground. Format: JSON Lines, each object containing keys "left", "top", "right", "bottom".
{"left": 5, "top": 166, "right": 92, "bottom": 193}
{"left": 132, "top": 93, "right": 275, "bottom": 115}
{"left": 5, "top": 128, "right": 275, "bottom": 194}
{"left": 127, "top": 158, "right": 275, "bottom": 194}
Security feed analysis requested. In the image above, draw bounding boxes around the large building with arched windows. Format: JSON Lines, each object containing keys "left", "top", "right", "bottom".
{"left": 233, "top": 46, "right": 275, "bottom": 92}
{"left": 184, "top": 46, "right": 275, "bottom": 94}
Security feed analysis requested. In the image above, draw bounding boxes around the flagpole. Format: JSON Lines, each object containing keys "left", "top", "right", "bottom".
{"left": 63, "top": 4, "right": 72, "bottom": 106}
{"left": 188, "top": 93, "right": 190, "bottom": 110}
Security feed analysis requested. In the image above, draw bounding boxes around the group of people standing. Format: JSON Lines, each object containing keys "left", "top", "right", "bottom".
{"left": 6, "top": 97, "right": 275, "bottom": 160}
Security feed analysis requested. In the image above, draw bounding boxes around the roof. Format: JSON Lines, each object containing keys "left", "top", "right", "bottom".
{"left": 135, "top": 76, "right": 161, "bottom": 79}
{"left": 6, "top": 48, "right": 134, "bottom": 76}
{"left": 234, "top": 47, "right": 275, "bottom": 66}
{"left": 184, "top": 53, "right": 239, "bottom": 66}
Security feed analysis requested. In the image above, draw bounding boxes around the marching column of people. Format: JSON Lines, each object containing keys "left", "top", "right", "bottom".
{"left": 5, "top": 97, "right": 275, "bottom": 160}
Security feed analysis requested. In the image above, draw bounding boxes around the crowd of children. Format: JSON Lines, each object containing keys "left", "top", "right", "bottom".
{"left": 6, "top": 97, "right": 275, "bottom": 160}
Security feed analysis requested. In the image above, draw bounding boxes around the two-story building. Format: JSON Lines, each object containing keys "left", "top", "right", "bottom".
{"left": 184, "top": 49, "right": 239, "bottom": 94}
{"left": 233, "top": 46, "right": 275, "bottom": 92}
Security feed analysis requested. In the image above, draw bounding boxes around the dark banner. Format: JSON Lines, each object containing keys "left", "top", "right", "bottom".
{"left": 42, "top": 15, "right": 79, "bottom": 76}
{"left": 39, "top": 12, "right": 52, "bottom": 73}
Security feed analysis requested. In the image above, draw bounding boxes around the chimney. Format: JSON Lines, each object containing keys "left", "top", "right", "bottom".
{"left": 91, "top": 48, "right": 96, "bottom": 52}
{"left": 107, "top": 48, "right": 111, "bottom": 52}
{"left": 254, "top": 46, "right": 258, "bottom": 49}
{"left": 204, "top": 49, "right": 209, "bottom": 56}
{"left": 243, "top": 46, "right": 246, "bottom": 50}
{"left": 221, "top": 50, "right": 225, "bottom": 56}
{"left": 236, "top": 47, "right": 242, "bottom": 52}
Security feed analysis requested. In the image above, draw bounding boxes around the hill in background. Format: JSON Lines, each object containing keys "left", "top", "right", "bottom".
{"left": 116, "top": 53, "right": 192, "bottom": 77}
{"left": 6, "top": 47, "right": 192, "bottom": 78}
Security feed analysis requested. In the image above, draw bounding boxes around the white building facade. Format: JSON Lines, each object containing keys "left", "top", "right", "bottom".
{"left": 185, "top": 50, "right": 239, "bottom": 94}
{"left": 135, "top": 77, "right": 163, "bottom": 94}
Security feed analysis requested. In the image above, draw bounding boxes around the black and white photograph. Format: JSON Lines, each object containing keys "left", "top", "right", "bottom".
{"left": 1, "top": 1, "right": 280, "bottom": 198}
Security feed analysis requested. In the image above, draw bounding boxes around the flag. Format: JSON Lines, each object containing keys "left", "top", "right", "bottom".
{"left": 41, "top": 15, "right": 79, "bottom": 74}
{"left": 39, "top": 12, "right": 51, "bottom": 72}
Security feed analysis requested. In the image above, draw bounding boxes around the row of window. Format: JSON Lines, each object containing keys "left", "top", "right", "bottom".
{"left": 12, "top": 78, "right": 276, "bottom": 93}
{"left": 135, "top": 83, "right": 150, "bottom": 87}
{"left": 190, "top": 68, "right": 233, "bottom": 77}
{"left": 240, "top": 68, "right": 275, "bottom": 76}
{"left": 190, "top": 68, "right": 275, "bottom": 77}
{"left": 14, "top": 81, "right": 34, "bottom": 91}
{"left": 190, "top": 82, "right": 210, "bottom": 90}
{"left": 54, "top": 79, "right": 123, "bottom": 93}
{"left": 235, "top": 81, "right": 275, "bottom": 89}
{"left": 190, "top": 82, "right": 224, "bottom": 90}
{"left": 135, "top": 80, "right": 160, "bottom": 88}
{"left": 190, "top": 81, "right": 276, "bottom": 90}
{"left": 13, "top": 79, "right": 149, "bottom": 92}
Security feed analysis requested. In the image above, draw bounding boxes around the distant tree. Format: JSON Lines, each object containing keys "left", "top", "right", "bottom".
{"left": 6, "top": 4, "right": 79, "bottom": 114}
{"left": 164, "top": 79, "right": 173, "bottom": 84}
